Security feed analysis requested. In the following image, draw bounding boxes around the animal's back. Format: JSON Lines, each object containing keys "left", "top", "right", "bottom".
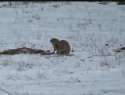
{"left": 60, "top": 40, "right": 70, "bottom": 54}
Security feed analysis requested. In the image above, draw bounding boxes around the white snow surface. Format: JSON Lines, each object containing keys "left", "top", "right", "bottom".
{"left": 0, "top": 1, "right": 125, "bottom": 95}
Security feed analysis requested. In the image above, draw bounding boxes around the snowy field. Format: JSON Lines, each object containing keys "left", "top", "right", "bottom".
{"left": 0, "top": 1, "right": 125, "bottom": 95}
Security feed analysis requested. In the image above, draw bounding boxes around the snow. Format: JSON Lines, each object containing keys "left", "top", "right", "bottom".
{"left": 0, "top": 1, "right": 125, "bottom": 95}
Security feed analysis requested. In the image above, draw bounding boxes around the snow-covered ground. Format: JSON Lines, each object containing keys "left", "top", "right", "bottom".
{"left": 0, "top": 2, "right": 125, "bottom": 95}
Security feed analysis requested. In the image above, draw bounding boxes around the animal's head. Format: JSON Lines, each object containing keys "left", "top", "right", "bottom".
{"left": 50, "top": 38, "right": 59, "bottom": 45}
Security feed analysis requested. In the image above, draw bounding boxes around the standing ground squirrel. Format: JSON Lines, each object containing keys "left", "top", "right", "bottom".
{"left": 50, "top": 38, "right": 70, "bottom": 55}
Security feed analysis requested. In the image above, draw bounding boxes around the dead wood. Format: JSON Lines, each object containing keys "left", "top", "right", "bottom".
{"left": 0, "top": 47, "right": 53, "bottom": 55}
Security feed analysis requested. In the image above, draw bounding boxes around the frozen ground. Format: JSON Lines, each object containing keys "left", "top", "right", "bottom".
{"left": 0, "top": 1, "right": 125, "bottom": 95}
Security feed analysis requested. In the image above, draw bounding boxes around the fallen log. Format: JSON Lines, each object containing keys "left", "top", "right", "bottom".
{"left": 0, "top": 47, "right": 51, "bottom": 55}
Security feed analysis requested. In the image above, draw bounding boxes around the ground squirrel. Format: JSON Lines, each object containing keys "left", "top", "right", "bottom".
{"left": 50, "top": 38, "right": 70, "bottom": 55}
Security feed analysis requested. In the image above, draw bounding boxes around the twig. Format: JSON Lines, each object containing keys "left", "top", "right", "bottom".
{"left": 83, "top": 3, "right": 94, "bottom": 27}
{"left": 0, "top": 87, "right": 14, "bottom": 95}
{"left": 90, "top": 38, "right": 102, "bottom": 54}
{"left": 90, "top": 38, "right": 110, "bottom": 67}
